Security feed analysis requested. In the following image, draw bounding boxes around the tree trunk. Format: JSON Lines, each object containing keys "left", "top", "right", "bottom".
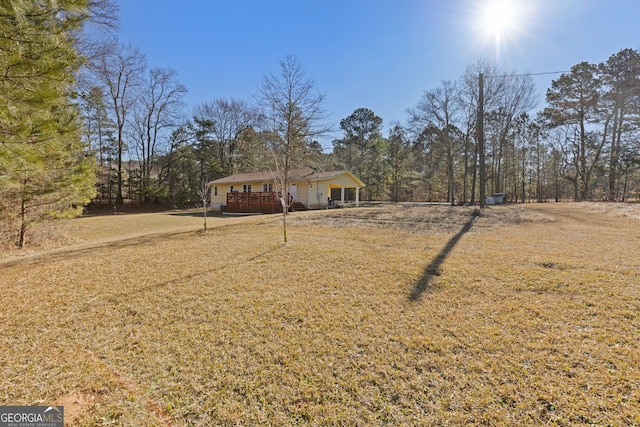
{"left": 280, "top": 196, "right": 288, "bottom": 244}
{"left": 470, "top": 139, "right": 478, "bottom": 205}
{"left": 116, "top": 132, "right": 124, "bottom": 204}
{"left": 19, "top": 193, "right": 27, "bottom": 249}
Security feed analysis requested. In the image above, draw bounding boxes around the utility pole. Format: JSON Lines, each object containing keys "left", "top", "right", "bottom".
{"left": 478, "top": 73, "right": 486, "bottom": 208}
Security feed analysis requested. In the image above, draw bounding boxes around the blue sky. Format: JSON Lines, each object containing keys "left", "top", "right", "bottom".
{"left": 118, "top": 0, "right": 640, "bottom": 148}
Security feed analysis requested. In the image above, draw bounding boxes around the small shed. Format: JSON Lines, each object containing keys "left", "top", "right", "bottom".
{"left": 492, "top": 192, "right": 508, "bottom": 204}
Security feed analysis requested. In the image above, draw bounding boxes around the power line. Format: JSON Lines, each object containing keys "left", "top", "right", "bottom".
{"left": 477, "top": 68, "right": 571, "bottom": 208}
{"left": 486, "top": 70, "right": 570, "bottom": 78}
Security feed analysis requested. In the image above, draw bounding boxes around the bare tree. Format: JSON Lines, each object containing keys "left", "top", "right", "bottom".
{"left": 197, "top": 180, "right": 210, "bottom": 232}
{"left": 74, "top": 0, "right": 120, "bottom": 94}
{"left": 456, "top": 59, "right": 537, "bottom": 203}
{"left": 132, "top": 67, "right": 187, "bottom": 202}
{"left": 489, "top": 73, "right": 538, "bottom": 194}
{"left": 256, "top": 55, "right": 330, "bottom": 244}
{"left": 408, "top": 80, "right": 463, "bottom": 205}
{"left": 457, "top": 59, "right": 505, "bottom": 204}
{"left": 192, "top": 98, "right": 257, "bottom": 176}
{"left": 92, "top": 42, "right": 147, "bottom": 204}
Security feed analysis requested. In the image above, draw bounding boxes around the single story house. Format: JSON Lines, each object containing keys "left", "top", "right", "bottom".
{"left": 208, "top": 169, "right": 365, "bottom": 213}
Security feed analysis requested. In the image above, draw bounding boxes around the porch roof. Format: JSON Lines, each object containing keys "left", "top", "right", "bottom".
{"left": 208, "top": 169, "right": 364, "bottom": 187}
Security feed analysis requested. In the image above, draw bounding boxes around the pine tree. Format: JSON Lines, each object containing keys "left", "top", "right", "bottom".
{"left": 0, "top": 0, "right": 96, "bottom": 248}
{"left": 544, "top": 62, "right": 603, "bottom": 201}
{"left": 333, "top": 108, "right": 385, "bottom": 200}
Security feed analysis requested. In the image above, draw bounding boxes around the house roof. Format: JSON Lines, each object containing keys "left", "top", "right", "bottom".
{"left": 208, "top": 169, "right": 365, "bottom": 187}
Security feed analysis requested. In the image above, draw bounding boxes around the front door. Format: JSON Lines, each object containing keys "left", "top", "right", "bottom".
{"left": 289, "top": 184, "right": 297, "bottom": 201}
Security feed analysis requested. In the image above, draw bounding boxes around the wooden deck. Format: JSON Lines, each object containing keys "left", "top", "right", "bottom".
{"left": 226, "top": 192, "right": 283, "bottom": 214}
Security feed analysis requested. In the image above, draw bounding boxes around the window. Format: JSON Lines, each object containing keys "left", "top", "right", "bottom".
{"left": 214, "top": 186, "right": 218, "bottom": 196}
{"left": 243, "top": 184, "right": 251, "bottom": 192}
{"left": 263, "top": 183, "right": 273, "bottom": 192}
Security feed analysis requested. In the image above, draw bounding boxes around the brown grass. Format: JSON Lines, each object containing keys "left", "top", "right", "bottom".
{"left": 0, "top": 203, "right": 639, "bottom": 425}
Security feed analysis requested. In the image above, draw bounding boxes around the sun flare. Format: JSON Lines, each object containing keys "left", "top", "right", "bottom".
{"left": 474, "top": 0, "right": 525, "bottom": 45}
{"left": 481, "top": 0, "right": 517, "bottom": 42}
{"left": 468, "top": 0, "right": 537, "bottom": 60}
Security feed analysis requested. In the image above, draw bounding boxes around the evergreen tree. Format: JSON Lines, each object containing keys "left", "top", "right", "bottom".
{"left": 387, "top": 124, "right": 415, "bottom": 202}
{"left": 80, "top": 85, "right": 117, "bottom": 204}
{"left": 599, "top": 48, "right": 640, "bottom": 200}
{"left": 544, "top": 62, "right": 604, "bottom": 201}
{"left": 333, "top": 108, "right": 386, "bottom": 200}
{"left": 0, "top": 0, "right": 96, "bottom": 247}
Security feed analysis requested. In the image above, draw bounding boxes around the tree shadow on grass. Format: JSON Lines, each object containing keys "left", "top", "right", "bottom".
{"left": 103, "top": 244, "right": 286, "bottom": 304}
{"left": 168, "top": 210, "right": 224, "bottom": 218}
{"left": 409, "top": 214, "right": 479, "bottom": 302}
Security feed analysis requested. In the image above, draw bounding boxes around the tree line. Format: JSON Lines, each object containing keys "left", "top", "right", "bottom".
{"left": 0, "top": 0, "right": 327, "bottom": 247}
{"left": 335, "top": 51, "right": 640, "bottom": 205}
{"left": 84, "top": 48, "right": 640, "bottom": 210}
{"left": 2, "top": 0, "right": 639, "bottom": 247}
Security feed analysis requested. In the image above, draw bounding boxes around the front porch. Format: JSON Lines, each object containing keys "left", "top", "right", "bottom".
{"left": 329, "top": 185, "right": 360, "bottom": 207}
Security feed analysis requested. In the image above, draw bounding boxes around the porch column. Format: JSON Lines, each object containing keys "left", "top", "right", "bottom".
{"left": 340, "top": 186, "right": 345, "bottom": 205}
{"left": 356, "top": 187, "right": 360, "bottom": 206}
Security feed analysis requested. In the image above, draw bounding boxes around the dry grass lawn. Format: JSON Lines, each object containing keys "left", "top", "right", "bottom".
{"left": 0, "top": 203, "right": 639, "bottom": 426}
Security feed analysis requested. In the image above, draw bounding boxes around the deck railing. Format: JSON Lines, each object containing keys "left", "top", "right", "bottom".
{"left": 226, "top": 191, "right": 283, "bottom": 214}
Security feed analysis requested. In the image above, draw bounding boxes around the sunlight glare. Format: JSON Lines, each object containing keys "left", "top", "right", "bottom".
{"left": 472, "top": 0, "right": 532, "bottom": 58}
{"left": 481, "top": 0, "right": 518, "bottom": 43}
